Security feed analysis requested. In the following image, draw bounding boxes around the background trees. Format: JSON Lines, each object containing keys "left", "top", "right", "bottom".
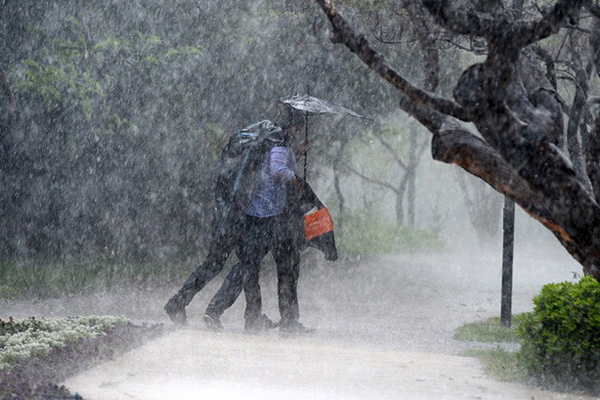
{"left": 0, "top": 0, "right": 400, "bottom": 263}
{"left": 4, "top": 0, "right": 591, "bottom": 272}
{"left": 313, "top": 0, "right": 600, "bottom": 279}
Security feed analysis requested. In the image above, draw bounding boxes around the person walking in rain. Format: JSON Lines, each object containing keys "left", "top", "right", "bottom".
{"left": 164, "top": 110, "right": 314, "bottom": 334}
{"left": 203, "top": 112, "right": 315, "bottom": 334}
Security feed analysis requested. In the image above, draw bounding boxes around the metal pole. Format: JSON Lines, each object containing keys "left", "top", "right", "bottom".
{"left": 501, "top": 196, "right": 515, "bottom": 327}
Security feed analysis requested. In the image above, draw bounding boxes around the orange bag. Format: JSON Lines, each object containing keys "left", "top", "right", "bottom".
{"left": 303, "top": 207, "right": 334, "bottom": 241}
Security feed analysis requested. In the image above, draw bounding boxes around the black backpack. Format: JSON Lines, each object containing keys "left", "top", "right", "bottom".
{"left": 213, "top": 120, "right": 287, "bottom": 236}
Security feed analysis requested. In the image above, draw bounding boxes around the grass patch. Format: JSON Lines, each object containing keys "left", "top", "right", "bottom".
{"left": 454, "top": 315, "right": 523, "bottom": 343}
{"left": 337, "top": 211, "right": 444, "bottom": 257}
{"left": 463, "top": 348, "right": 526, "bottom": 383}
{"left": 0, "top": 259, "right": 192, "bottom": 300}
{"left": 455, "top": 316, "right": 526, "bottom": 384}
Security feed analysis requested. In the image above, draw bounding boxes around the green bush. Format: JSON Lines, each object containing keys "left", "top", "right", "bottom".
{"left": 517, "top": 276, "right": 600, "bottom": 393}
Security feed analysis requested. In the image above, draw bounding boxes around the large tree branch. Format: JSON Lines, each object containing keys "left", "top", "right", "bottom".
{"left": 587, "top": 114, "right": 600, "bottom": 203}
{"left": 566, "top": 33, "right": 593, "bottom": 191}
{"left": 584, "top": 0, "right": 600, "bottom": 20}
{"left": 315, "top": 0, "right": 600, "bottom": 280}
{"left": 515, "top": 0, "right": 585, "bottom": 47}
{"left": 403, "top": 0, "right": 440, "bottom": 93}
{"left": 431, "top": 129, "right": 589, "bottom": 263}
{"left": 315, "top": 0, "right": 470, "bottom": 122}
{"left": 421, "top": 0, "right": 503, "bottom": 37}
{"left": 423, "top": 0, "right": 585, "bottom": 49}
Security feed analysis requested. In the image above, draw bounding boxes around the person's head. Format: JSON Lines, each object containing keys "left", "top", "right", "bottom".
{"left": 280, "top": 106, "right": 305, "bottom": 141}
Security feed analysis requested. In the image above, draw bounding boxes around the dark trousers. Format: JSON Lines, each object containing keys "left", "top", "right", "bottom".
{"left": 168, "top": 218, "right": 244, "bottom": 309}
{"left": 205, "top": 215, "right": 300, "bottom": 324}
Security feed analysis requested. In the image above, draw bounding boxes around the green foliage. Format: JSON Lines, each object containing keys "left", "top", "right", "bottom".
{"left": 15, "top": 58, "right": 103, "bottom": 117}
{"left": 517, "top": 276, "right": 600, "bottom": 393}
{"left": 454, "top": 316, "right": 523, "bottom": 343}
{"left": 0, "top": 0, "right": 399, "bottom": 264}
{"left": 462, "top": 348, "right": 525, "bottom": 383}
{"left": 0, "top": 260, "right": 190, "bottom": 300}
{"left": 0, "top": 316, "right": 127, "bottom": 369}
{"left": 337, "top": 209, "right": 444, "bottom": 257}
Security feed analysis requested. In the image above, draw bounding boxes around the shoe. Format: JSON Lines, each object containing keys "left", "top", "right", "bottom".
{"left": 244, "top": 314, "right": 279, "bottom": 332}
{"left": 279, "top": 320, "right": 316, "bottom": 335}
{"left": 203, "top": 313, "right": 223, "bottom": 332}
{"left": 164, "top": 298, "right": 187, "bottom": 326}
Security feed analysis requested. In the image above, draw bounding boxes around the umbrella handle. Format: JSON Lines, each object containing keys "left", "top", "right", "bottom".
{"left": 303, "top": 111, "right": 308, "bottom": 181}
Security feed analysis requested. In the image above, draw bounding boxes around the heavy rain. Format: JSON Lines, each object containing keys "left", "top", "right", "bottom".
{"left": 1, "top": 1, "right": 600, "bottom": 399}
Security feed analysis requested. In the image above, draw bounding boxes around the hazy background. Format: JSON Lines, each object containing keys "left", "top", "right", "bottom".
{"left": 0, "top": 0, "right": 582, "bottom": 297}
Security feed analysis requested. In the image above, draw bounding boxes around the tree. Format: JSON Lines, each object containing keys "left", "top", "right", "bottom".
{"left": 340, "top": 121, "right": 428, "bottom": 225}
{"left": 0, "top": 0, "right": 398, "bottom": 263}
{"left": 314, "top": 0, "right": 600, "bottom": 280}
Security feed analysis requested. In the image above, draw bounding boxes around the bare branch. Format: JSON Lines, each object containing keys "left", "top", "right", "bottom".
{"left": 342, "top": 162, "right": 399, "bottom": 194}
{"left": 421, "top": 0, "right": 502, "bottom": 37}
{"left": 530, "top": 44, "right": 557, "bottom": 89}
{"left": 515, "top": 0, "right": 586, "bottom": 47}
{"left": 566, "top": 32, "right": 593, "bottom": 190}
{"left": 371, "top": 130, "right": 408, "bottom": 170}
{"left": 404, "top": 0, "right": 440, "bottom": 92}
{"left": 315, "top": 0, "right": 471, "bottom": 122}
{"left": 584, "top": 0, "right": 600, "bottom": 20}
{"left": 423, "top": 0, "right": 585, "bottom": 50}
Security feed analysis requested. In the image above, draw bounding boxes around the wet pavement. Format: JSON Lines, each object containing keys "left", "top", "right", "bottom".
{"left": 2, "top": 249, "right": 590, "bottom": 399}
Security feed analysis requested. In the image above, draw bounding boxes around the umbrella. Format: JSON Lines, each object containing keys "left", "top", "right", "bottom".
{"left": 280, "top": 95, "right": 371, "bottom": 120}
{"left": 279, "top": 95, "right": 371, "bottom": 179}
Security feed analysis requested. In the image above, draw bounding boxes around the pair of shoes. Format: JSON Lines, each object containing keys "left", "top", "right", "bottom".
{"left": 203, "top": 313, "right": 223, "bottom": 332}
{"left": 279, "top": 320, "right": 316, "bottom": 335}
{"left": 244, "top": 314, "right": 279, "bottom": 332}
{"left": 164, "top": 298, "right": 187, "bottom": 326}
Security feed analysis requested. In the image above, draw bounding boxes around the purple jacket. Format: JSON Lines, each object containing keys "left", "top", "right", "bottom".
{"left": 246, "top": 146, "right": 296, "bottom": 217}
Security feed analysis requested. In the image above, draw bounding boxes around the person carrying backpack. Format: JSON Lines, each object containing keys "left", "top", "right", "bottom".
{"left": 164, "top": 113, "right": 312, "bottom": 332}
{"left": 202, "top": 112, "right": 317, "bottom": 334}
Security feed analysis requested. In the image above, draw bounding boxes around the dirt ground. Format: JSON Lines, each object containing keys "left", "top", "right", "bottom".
{"left": 1, "top": 249, "right": 595, "bottom": 399}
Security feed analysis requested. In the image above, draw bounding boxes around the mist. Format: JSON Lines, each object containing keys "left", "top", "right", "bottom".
{"left": 0, "top": 1, "right": 593, "bottom": 399}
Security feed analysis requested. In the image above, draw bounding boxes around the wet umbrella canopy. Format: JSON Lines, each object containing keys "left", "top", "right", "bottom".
{"left": 280, "top": 95, "right": 371, "bottom": 120}
{"left": 280, "top": 95, "right": 371, "bottom": 180}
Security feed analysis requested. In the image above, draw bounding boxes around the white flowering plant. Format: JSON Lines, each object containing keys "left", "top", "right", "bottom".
{"left": 0, "top": 315, "right": 127, "bottom": 370}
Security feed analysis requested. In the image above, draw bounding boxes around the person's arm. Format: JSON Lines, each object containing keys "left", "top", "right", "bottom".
{"left": 270, "top": 147, "right": 296, "bottom": 183}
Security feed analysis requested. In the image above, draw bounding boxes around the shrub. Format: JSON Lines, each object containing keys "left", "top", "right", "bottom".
{"left": 517, "top": 276, "right": 600, "bottom": 393}
{"left": 0, "top": 316, "right": 163, "bottom": 399}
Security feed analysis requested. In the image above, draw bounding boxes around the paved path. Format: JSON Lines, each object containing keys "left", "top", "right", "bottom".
{"left": 3, "top": 249, "right": 592, "bottom": 399}
{"left": 63, "top": 329, "right": 592, "bottom": 400}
